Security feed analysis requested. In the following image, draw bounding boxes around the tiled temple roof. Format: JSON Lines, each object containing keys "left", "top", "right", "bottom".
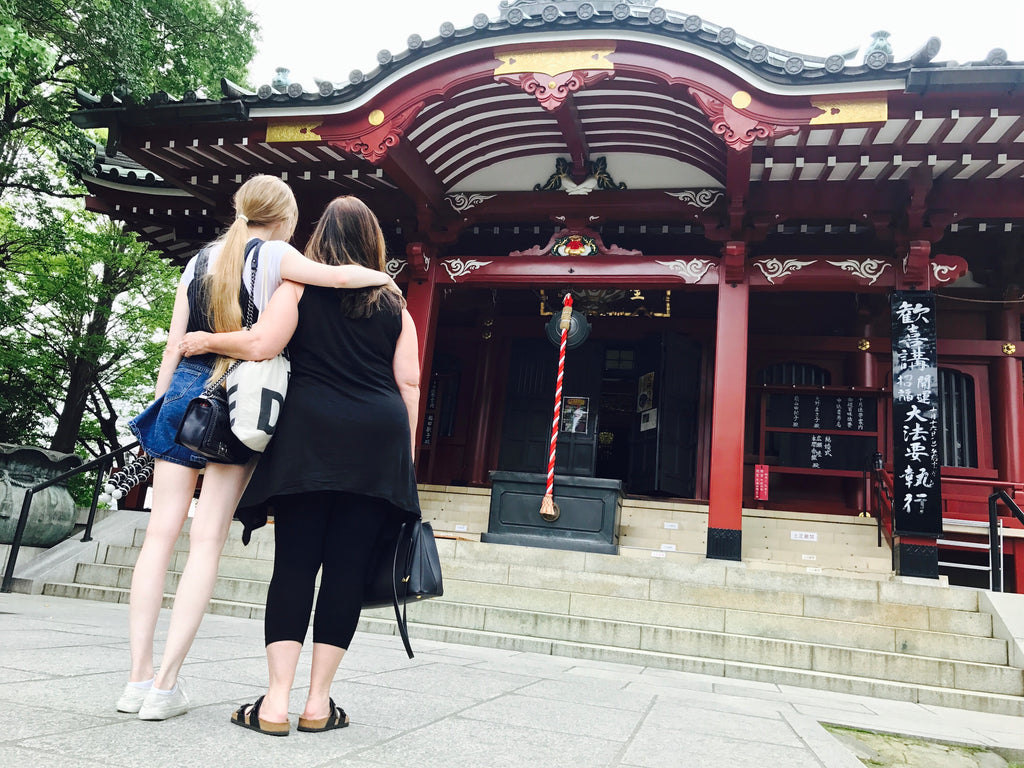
{"left": 73, "top": 1, "right": 1022, "bottom": 121}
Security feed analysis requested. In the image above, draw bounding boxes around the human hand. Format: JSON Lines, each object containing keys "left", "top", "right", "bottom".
{"left": 384, "top": 275, "right": 403, "bottom": 296}
{"left": 178, "top": 331, "right": 212, "bottom": 357}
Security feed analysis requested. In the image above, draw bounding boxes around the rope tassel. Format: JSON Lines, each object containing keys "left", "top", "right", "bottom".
{"left": 540, "top": 293, "right": 573, "bottom": 522}
{"left": 99, "top": 452, "right": 155, "bottom": 504}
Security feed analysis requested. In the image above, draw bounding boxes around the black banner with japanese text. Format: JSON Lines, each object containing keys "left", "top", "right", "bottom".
{"left": 890, "top": 291, "right": 943, "bottom": 536}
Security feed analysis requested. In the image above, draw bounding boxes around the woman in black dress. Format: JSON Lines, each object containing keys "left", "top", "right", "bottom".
{"left": 179, "top": 197, "right": 420, "bottom": 736}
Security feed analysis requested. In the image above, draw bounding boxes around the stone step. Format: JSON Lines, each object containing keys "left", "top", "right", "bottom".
{"left": 99, "top": 539, "right": 995, "bottom": 640}
{"left": 352, "top": 616, "right": 1024, "bottom": 718}
{"left": 69, "top": 557, "right": 1011, "bottom": 673}
{"left": 47, "top": 575, "right": 1020, "bottom": 718}
{"left": 116, "top": 528, "right": 987, "bottom": 622}
{"left": 75, "top": 562, "right": 272, "bottom": 605}
{"left": 47, "top": 569, "right": 1021, "bottom": 700}
{"left": 68, "top": 519, "right": 1023, "bottom": 713}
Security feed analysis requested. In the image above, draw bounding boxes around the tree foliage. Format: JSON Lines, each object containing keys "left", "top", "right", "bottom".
{"left": 0, "top": 0, "right": 258, "bottom": 459}
{"left": 1, "top": 204, "right": 178, "bottom": 456}
{"left": 0, "top": 0, "right": 258, "bottom": 196}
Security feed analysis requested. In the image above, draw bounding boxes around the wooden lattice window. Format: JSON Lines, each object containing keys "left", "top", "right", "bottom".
{"left": 938, "top": 368, "right": 977, "bottom": 468}
{"left": 756, "top": 361, "right": 831, "bottom": 386}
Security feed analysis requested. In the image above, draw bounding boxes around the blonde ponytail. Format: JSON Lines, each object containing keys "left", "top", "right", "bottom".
{"left": 204, "top": 175, "right": 298, "bottom": 384}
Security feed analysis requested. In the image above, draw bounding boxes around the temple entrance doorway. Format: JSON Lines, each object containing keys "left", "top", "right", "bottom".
{"left": 496, "top": 330, "right": 702, "bottom": 499}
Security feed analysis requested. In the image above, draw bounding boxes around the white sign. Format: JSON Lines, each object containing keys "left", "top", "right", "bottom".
{"left": 663, "top": 522, "right": 679, "bottom": 530}
{"left": 791, "top": 531, "right": 818, "bottom": 542}
{"left": 455, "top": 524, "right": 468, "bottom": 532}
{"left": 660, "top": 543, "right": 677, "bottom": 551}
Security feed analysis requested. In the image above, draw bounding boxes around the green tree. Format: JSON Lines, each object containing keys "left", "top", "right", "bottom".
{"left": 1, "top": 205, "right": 178, "bottom": 456}
{"left": 0, "top": 0, "right": 257, "bottom": 456}
{"left": 0, "top": 0, "right": 258, "bottom": 197}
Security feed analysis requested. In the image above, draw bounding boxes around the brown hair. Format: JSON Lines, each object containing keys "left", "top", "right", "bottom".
{"left": 206, "top": 175, "right": 298, "bottom": 381}
{"left": 305, "top": 196, "right": 404, "bottom": 318}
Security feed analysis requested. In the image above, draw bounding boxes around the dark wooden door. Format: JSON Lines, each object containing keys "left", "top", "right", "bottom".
{"left": 628, "top": 333, "right": 701, "bottom": 497}
{"left": 497, "top": 338, "right": 600, "bottom": 477}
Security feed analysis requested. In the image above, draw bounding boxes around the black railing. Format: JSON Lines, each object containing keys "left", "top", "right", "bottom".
{"left": 988, "top": 490, "right": 1024, "bottom": 593}
{"left": 866, "top": 452, "right": 894, "bottom": 551}
{"left": 1, "top": 441, "right": 142, "bottom": 593}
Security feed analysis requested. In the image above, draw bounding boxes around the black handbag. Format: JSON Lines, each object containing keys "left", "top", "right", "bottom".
{"left": 174, "top": 384, "right": 250, "bottom": 464}
{"left": 364, "top": 519, "right": 444, "bottom": 658}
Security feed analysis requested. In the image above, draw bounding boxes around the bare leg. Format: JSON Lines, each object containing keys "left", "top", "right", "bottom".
{"left": 301, "top": 643, "right": 346, "bottom": 720}
{"left": 153, "top": 459, "right": 255, "bottom": 690}
{"left": 256, "top": 640, "right": 302, "bottom": 723}
{"left": 128, "top": 460, "right": 199, "bottom": 682}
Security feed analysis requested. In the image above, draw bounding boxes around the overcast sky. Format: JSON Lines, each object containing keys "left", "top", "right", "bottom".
{"left": 244, "top": 0, "right": 1023, "bottom": 90}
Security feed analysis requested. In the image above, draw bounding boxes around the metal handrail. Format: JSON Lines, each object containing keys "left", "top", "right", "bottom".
{"left": 1, "top": 441, "right": 142, "bottom": 593}
{"left": 866, "top": 452, "right": 894, "bottom": 551}
{"left": 988, "top": 490, "right": 1024, "bottom": 593}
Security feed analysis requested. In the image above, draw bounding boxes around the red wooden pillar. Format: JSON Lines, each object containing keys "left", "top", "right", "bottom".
{"left": 405, "top": 257, "right": 440, "bottom": 456}
{"left": 991, "top": 308, "right": 1024, "bottom": 483}
{"left": 707, "top": 244, "right": 749, "bottom": 561}
{"left": 467, "top": 336, "right": 497, "bottom": 486}
{"left": 854, "top": 312, "right": 878, "bottom": 512}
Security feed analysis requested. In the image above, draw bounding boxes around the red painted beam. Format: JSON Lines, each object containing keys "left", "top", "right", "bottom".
{"left": 434, "top": 254, "right": 720, "bottom": 287}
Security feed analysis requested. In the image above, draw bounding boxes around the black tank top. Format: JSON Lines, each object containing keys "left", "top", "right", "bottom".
{"left": 185, "top": 239, "right": 262, "bottom": 365}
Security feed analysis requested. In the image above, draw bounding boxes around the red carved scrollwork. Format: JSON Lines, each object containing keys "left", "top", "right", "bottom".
{"left": 318, "top": 102, "right": 424, "bottom": 164}
{"left": 901, "top": 240, "right": 931, "bottom": 288}
{"left": 495, "top": 70, "right": 614, "bottom": 111}
{"left": 405, "top": 241, "right": 436, "bottom": 276}
{"left": 510, "top": 223, "right": 640, "bottom": 257}
{"left": 688, "top": 88, "right": 798, "bottom": 151}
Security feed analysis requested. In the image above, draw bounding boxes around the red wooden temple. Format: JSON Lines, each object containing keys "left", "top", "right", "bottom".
{"left": 70, "top": 1, "right": 1024, "bottom": 590}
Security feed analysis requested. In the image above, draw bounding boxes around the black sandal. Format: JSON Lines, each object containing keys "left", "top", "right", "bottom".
{"left": 230, "top": 695, "right": 290, "bottom": 737}
{"left": 297, "top": 697, "right": 349, "bottom": 732}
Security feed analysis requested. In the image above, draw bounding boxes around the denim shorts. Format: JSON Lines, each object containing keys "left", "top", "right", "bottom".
{"left": 129, "top": 360, "right": 212, "bottom": 469}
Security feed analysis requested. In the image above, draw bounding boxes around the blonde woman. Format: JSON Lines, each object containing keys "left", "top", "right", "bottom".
{"left": 120, "top": 176, "right": 397, "bottom": 721}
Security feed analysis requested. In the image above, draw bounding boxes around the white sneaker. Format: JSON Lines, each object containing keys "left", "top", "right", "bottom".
{"left": 116, "top": 679, "right": 153, "bottom": 713}
{"left": 137, "top": 679, "right": 190, "bottom": 720}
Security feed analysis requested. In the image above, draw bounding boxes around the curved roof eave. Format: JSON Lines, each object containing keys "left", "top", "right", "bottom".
{"left": 249, "top": 29, "right": 910, "bottom": 121}
{"left": 73, "top": 8, "right": 966, "bottom": 127}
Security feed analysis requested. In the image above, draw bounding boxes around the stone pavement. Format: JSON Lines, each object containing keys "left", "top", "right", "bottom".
{"left": 1, "top": 592, "right": 1022, "bottom": 768}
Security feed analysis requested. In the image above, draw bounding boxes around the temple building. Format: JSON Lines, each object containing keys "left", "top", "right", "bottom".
{"left": 71, "top": 0, "right": 1024, "bottom": 592}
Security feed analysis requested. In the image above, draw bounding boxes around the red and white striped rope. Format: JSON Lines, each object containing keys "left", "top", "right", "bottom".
{"left": 545, "top": 293, "right": 573, "bottom": 499}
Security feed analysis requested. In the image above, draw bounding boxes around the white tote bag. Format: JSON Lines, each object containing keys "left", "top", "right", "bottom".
{"left": 226, "top": 242, "right": 290, "bottom": 451}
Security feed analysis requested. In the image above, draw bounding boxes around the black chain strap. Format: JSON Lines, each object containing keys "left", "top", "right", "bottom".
{"left": 201, "top": 240, "right": 262, "bottom": 396}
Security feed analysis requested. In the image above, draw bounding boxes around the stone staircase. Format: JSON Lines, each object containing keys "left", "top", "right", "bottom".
{"left": 38, "top": 486, "right": 1024, "bottom": 717}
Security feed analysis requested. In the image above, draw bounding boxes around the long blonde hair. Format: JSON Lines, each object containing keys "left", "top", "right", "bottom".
{"left": 207, "top": 175, "right": 297, "bottom": 382}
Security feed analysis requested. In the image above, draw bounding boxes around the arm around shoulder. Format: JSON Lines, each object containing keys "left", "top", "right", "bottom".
{"left": 279, "top": 247, "right": 396, "bottom": 290}
{"left": 180, "top": 282, "right": 302, "bottom": 361}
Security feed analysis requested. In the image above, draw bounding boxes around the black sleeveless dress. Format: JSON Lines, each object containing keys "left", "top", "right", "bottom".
{"left": 235, "top": 285, "right": 420, "bottom": 543}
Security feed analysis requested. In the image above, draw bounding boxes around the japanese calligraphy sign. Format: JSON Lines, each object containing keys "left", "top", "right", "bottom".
{"left": 890, "top": 291, "right": 943, "bottom": 536}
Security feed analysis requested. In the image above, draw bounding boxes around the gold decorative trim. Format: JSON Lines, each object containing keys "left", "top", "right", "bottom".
{"left": 809, "top": 97, "right": 887, "bottom": 125}
{"left": 494, "top": 47, "right": 615, "bottom": 76}
{"left": 265, "top": 121, "right": 323, "bottom": 142}
{"left": 368, "top": 109, "right": 385, "bottom": 126}
{"left": 731, "top": 91, "right": 752, "bottom": 109}
{"left": 1003, "top": 343, "right": 1017, "bottom": 356}
{"left": 857, "top": 339, "right": 871, "bottom": 351}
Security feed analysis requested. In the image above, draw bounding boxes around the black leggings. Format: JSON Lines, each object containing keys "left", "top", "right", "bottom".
{"left": 264, "top": 490, "right": 400, "bottom": 649}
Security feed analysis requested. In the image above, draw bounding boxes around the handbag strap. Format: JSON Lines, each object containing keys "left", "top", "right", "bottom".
{"left": 390, "top": 520, "right": 416, "bottom": 658}
{"left": 199, "top": 239, "right": 263, "bottom": 397}
{"left": 244, "top": 239, "right": 262, "bottom": 330}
